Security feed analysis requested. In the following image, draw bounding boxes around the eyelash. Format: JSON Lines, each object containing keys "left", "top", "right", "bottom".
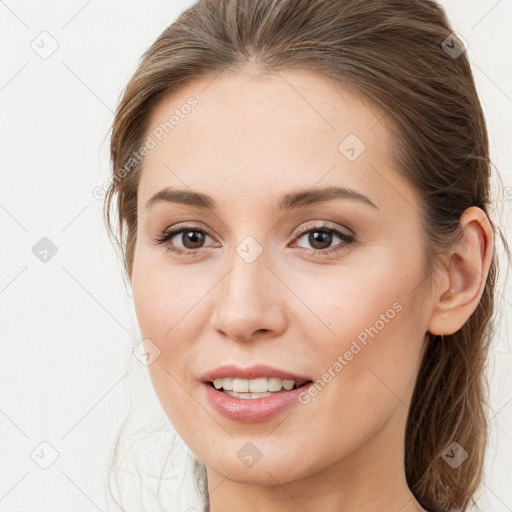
{"left": 151, "top": 221, "right": 356, "bottom": 258}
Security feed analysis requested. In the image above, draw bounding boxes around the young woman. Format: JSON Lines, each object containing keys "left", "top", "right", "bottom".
{"left": 104, "top": 0, "right": 508, "bottom": 510}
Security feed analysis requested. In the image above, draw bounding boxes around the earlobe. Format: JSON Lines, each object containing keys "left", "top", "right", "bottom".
{"left": 427, "top": 206, "right": 494, "bottom": 336}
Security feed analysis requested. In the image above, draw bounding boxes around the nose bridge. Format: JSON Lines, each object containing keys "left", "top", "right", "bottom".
{"left": 212, "top": 237, "right": 286, "bottom": 340}
{"left": 221, "top": 242, "right": 272, "bottom": 314}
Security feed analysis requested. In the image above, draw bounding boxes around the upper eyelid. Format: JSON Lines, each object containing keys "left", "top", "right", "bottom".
{"left": 294, "top": 221, "right": 352, "bottom": 236}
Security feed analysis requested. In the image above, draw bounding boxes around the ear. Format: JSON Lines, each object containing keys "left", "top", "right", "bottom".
{"left": 427, "top": 206, "right": 494, "bottom": 336}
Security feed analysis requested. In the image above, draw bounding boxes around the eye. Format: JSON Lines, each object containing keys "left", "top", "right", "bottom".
{"left": 292, "top": 221, "right": 355, "bottom": 256}
{"left": 151, "top": 224, "right": 217, "bottom": 256}
{"left": 152, "top": 221, "right": 356, "bottom": 258}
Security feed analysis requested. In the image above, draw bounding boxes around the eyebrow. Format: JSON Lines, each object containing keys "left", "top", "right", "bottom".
{"left": 145, "top": 185, "right": 378, "bottom": 211}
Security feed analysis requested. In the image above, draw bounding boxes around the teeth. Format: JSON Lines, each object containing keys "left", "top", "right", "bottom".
{"left": 221, "top": 378, "right": 233, "bottom": 390}
{"left": 224, "top": 390, "right": 274, "bottom": 399}
{"left": 212, "top": 377, "right": 303, "bottom": 393}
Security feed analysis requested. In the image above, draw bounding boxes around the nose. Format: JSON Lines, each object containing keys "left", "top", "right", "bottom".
{"left": 210, "top": 246, "right": 287, "bottom": 343}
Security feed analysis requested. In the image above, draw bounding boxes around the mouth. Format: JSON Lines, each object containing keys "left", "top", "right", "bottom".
{"left": 202, "top": 371, "right": 316, "bottom": 422}
{"left": 208, "top": 377, "right": 314, "bottom": 399}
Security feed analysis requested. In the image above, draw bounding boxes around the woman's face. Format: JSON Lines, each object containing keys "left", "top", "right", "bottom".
{"left": 132, "top": 69, "right": 433, "bottom": 487}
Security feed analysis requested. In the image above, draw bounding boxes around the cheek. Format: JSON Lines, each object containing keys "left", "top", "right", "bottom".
{"left": 291, "top": 259, "right": 418, "bottom": 343}
{"left": 292, "top": 246, "right": 427, "bottom": 398}
{"left": 131, "top": 243, "right": 212, "bottom": 343}
{"left": 131, "top": 247, "right": 215, "bottom": 425}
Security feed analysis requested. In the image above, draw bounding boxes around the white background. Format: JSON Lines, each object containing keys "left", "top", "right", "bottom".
{"left": 1, "top": 1, "right": 511, "bottom": 510}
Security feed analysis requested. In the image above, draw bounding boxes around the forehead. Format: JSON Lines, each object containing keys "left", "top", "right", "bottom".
{"left": 138, "top": 69, "right": 416, "bottom": 217}
{"left": 144, "top": 68, "right": 386, "bottom": 160}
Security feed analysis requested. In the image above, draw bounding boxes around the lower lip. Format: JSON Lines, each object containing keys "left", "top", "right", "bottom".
{"left": 202, "top": 382, "right": 313, "bottom": 423}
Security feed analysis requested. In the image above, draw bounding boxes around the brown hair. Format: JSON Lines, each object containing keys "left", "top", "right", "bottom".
{"left": 104, "top": 0, "right": 510, "bottom": 510}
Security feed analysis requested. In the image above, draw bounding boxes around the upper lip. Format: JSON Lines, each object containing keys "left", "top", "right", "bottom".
{"left": 200, "top": 364, "right": 313, "bottom": 383}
